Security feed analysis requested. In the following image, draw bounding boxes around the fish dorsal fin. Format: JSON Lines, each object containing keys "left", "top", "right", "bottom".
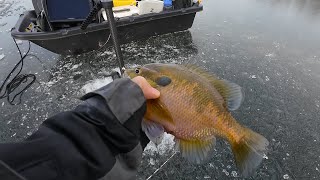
{"left": 183, "top": 64, "right": 244, "bottom": 111}
{"left": 145, "top": 99, "right": 174, "bottom": 124}
{"left": 175, "top": 137, "right": 216, "bottom": 164}
{"left": 142, "top": 119, "right": 164, "bottom": 145}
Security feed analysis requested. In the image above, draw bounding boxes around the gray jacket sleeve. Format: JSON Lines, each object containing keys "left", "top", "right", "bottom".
{"left": 0, "top": 78, "right": 149, "bottom": 180}
{"left": 82, "top": 78, "right": 148, "bottom": 180}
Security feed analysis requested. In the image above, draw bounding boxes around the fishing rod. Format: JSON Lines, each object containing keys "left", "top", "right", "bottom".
{"left": 81, "top": 0, "right": 125, "bottom": 79}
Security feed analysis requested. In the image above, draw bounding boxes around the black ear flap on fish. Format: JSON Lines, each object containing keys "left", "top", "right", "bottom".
{"left": 231, "top": 128, "right": 269, "bottom": 177}
{"left": 175, "top": 137, "right": 216, "bottom": 164}
{"left": 155, "top": 76, "right": 172, "bottom": 87}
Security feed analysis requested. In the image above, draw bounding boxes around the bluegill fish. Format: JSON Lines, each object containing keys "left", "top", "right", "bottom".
{"left": 126, "top": 63, "right": 269, "bottom": 177}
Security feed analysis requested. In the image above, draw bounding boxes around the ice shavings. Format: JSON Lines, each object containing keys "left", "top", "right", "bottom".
{"left": 263, "top": 154, "right": 269, "bottom": 159}
{"left": 283, "top": 174, "right": 289, "bottom": 179}
{"left": 80, "top": 77, "right": 113, "bottom": 94}
{"left": 222, "top": 169, "right": 229, "bottom": 176}
{"left": 249, "top": 75, "right": 257, "bottom": 79}
{"left": 149, "top": 158, "right": 155, "bottom": 166}
{"left": 16, "top": 40, "right": 23, "bottom": 45}
{"left": 144, "top": 133, "right": 175, "bottom": 156}
{"left": 265, "top": 76, "right": 270, "bottom": 81}
{"left": 0, "top": 53, "right": 5, "bottom": 60}
{"left": 265, "top": 53, "right": 275, "bottom": 57}
{"left": 70, "top": 63, "right": 82, "bottom": 70}
{"left": 231, "top": 171, "right": 238, "bottom": 177}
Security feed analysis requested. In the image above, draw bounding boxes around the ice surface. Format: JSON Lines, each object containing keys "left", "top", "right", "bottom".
{"left": 265, "top": 53, "right": 275, "bottom": 57}
{"left": 16, "top": 40, "right": 22, "bottom": 45}
{"left": 80, "top": 77, "right": 113, "bottom": 94}
{"left": 149, "top": 158, "right": 155, "bottom": 166}
{"left": 263, "top": 154, "right": 269, "bottom": 159}
{"left": 265, "top": 76, "right": 270, "bottom": 81}
{"left": 203, "top": 175, "right": 211, "bottom": 179}
{"left": 222, "top": 169, "right": 229, "bottom": 176}
{"left": 144, "top": 133, "right": 175, "bottom": 156}
{"left": 70, "top": 63, "right": 82, "bottom": 70}
{"left": 231, "top": 171, "right": 238, "bottom": 177}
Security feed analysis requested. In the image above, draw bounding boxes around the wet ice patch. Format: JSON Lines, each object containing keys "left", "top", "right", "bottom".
{"left": 81, "top": 77, "right": 113, "bottom": 94}
{"left": 144, "top": 133, "right": 175, "bottom": 155}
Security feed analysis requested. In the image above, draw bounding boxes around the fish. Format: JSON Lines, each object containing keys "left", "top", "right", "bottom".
{"left": 125, "top": 63, "right": 269, "bottom": 177}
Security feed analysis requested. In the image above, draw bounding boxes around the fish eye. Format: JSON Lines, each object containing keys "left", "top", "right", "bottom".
{"left": 135, "top": 67, "right": 140, "bottom": 74}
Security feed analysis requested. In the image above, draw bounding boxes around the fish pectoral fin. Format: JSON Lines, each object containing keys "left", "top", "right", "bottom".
{"left": 231, "top": 128, "right": 269, "bottom": 177}
{"left": 142, "top": 119, "right": 164, "bottom": 146}
{"left": 146, "top": 99, "right": 174, "bottom": 124}
{"left": 183, "top": 64, "right": 244, "bottom": 111}
{"left": 146, "top": 79, "right": 158, "bottom": 88}
{"left": 175, "top": 137, "right": 216, "bottom": 164}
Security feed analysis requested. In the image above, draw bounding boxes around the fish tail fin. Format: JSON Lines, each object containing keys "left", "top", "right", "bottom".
{"left": 231, "top": 128, "right": 269, "bottom": 177}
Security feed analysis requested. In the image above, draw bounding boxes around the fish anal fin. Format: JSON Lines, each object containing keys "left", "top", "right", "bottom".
{"left": 175, "top": 137, "right": 216, "bottom": 164}
{"left": 183, "top": 64, "right": 243, "bottom": 111}
{"left": 231, "top": 128, "right": 269, "bottom": 177}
